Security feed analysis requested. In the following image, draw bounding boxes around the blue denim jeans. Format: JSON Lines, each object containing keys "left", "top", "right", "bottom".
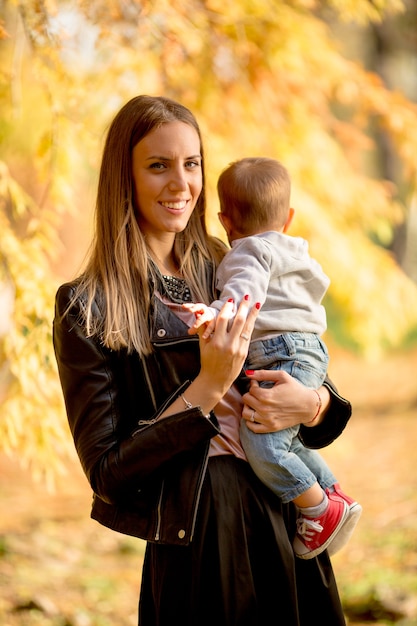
{"left": 240, "top": 332, "right": 336, "bottom": 503}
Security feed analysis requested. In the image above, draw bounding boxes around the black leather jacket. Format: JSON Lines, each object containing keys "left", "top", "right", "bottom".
{"left": 53, "top": 281, "right": 352, "bottom": 546}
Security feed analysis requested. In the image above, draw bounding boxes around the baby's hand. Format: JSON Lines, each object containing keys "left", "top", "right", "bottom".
{"left": 182, "top": 302, "right": 216, "bottom": 336}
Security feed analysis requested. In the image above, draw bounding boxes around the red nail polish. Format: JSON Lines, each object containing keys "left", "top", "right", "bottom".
{"left": 244, "top": 294, "right": 250, "bottom": 301}
{"left": 245, "top": 370, "right": 255, "bottom": 375}
{"left": 255, "top": 302, "right": 261, "bottom": 309}
{"left": 227, "top": 298, "right": 234, "bottom": 303}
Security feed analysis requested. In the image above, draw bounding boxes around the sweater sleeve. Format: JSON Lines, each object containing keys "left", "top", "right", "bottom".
{"left": 53, "top": 283, "right": 220, "bottom": 505}
{"left": 211, "top": 237, "right": 272, "bottom": 311}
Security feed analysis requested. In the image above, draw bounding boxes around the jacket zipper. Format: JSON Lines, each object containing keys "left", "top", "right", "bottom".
{"left": 152, "top": 334, "right": 198, "bottom": 349}
{"left": 155, "top": 480, "right": 164, "bottom": 541}
{"left": 189, "top": 443, "right": 210, "bottom": 542}
{"left": 137, "top": 329, "right": 213, "bottom": 543}
{"left": 142, "top": 358, "right": 158, "bottom": 412}
{"left": 139, "top": 358, "right": 195, "bottom": 542}
{"left": 135, "top": 379, "right": 192, "bottom": 429}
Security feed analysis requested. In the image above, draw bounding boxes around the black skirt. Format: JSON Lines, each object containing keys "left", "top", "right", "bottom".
{"left": 139, "top": 455, "right": 346, "bottom": 626}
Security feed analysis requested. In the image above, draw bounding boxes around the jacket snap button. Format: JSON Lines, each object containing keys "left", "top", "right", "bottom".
{"left": 157, "top": 328, "right": 166, "bottom": 338}
{"left": 178, "top": 529, "right": 186, "bottom": 539}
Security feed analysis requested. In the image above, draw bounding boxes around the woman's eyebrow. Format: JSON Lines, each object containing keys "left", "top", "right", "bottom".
{"left": 145, "top": 154, "right": 201, "bottom": 161}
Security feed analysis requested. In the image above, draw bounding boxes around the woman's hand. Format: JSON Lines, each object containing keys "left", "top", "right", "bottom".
{"left": 241, "top": 370, "right": 330, "bottom": 433}
{"left": 159, "top": 297, "right": 260, "bottom": 419}
{"left": 197, "top": 297, "right": 260, "bottom": 399}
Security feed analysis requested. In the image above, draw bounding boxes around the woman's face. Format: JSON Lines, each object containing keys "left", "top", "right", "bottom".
{"left": 132, "top": 121, "right": 203, "bottom": 242}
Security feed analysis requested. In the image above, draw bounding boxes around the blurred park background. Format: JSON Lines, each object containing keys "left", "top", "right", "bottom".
{"left": 1, "top": 0, "right": 417, "bottom": 624}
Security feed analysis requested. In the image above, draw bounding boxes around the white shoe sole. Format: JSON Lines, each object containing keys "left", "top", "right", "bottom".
{"left": 327, "top": 502, "right": 363, "bottom": 556}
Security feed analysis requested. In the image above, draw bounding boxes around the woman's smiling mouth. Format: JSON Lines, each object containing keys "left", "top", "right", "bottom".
{"left": 160, "top": 200, "right": 188, "bottom": 210}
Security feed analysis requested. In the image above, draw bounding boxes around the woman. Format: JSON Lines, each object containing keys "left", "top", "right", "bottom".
{"left": 53, "top": 95, "right": 351, "bottom": 625}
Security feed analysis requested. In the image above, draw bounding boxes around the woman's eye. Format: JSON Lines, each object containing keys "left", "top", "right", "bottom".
{"left": 186, "top": 160, "right": 200, "bottom": 168}
{"left": 149, "top": 162, "right": 166, "bottom": 170}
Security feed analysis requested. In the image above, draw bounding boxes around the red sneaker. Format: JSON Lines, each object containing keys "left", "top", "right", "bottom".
{"left": 293, "top": 497, "right": 348, "bottom": 559}
{"left": 325, "top": 483, "right": 362, "bottom": 556}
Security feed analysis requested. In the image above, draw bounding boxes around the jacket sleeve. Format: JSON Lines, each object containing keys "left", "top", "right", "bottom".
{"left": 298, "top": 377, "right": 352, "bottom": 449}
{"left": 53, "top": 284, "right": 220, "bottom": 505}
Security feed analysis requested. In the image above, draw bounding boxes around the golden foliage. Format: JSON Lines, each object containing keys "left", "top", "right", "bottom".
{"left": 0, "top": 161, "right": 72, "bottom": 485}
{"left": 1, "top": 0, "right": 417, "bottom": 478}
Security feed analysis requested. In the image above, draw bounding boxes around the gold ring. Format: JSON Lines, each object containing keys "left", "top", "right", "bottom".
{"left": 250, "top": 409, "right": 255, "bottom": 422}
{"left": 240, "top": 333, "right": 250, "bottom": 341}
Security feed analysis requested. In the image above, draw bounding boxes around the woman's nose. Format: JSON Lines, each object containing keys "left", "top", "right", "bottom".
{"left": 168, "top": 168, "right": 187, "bottom": 191}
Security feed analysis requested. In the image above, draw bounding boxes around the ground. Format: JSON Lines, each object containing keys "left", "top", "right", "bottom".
{"left": 1, "top": 345, "right": 417, "bottom": 625}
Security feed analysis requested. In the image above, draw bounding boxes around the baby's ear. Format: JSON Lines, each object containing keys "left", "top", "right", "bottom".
{"left": 218, "top": 212, "right": 233, "bottom": 237}
{"left": 283, "top": 207, "right": 295, "bottom": 233}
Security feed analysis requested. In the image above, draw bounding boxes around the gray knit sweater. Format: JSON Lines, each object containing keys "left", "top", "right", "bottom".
{"left": 210, "top": 231, "right": 330, "bottom": 341}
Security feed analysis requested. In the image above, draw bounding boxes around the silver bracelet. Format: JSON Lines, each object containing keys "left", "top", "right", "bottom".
{"left": 181, "top": 393, "right": 211, "bottom": 419}
{"left": 180, "top": 394, "right": 193, "bottom": 410}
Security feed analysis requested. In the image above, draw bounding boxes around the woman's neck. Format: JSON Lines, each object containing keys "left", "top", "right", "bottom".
{"left": 148, "top": 246, "right": 180, "bottom": 277}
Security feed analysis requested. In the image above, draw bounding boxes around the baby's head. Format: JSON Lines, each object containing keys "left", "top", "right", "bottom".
{"left": 217, "top": 157, "right": 292, "bottom": 242}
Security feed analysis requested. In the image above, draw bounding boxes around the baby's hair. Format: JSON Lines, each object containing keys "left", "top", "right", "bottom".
{"left": 217, "top": 157, "right": 291, "bottom": 235}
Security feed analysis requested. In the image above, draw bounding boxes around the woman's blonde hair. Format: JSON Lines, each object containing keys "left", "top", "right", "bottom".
{"left": 70, "top": 95, "right": 225, "bottom": 355}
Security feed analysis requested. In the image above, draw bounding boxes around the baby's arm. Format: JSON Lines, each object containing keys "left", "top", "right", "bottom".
{"left": 182, "top": 302, "right": 217, "bottom": 337}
